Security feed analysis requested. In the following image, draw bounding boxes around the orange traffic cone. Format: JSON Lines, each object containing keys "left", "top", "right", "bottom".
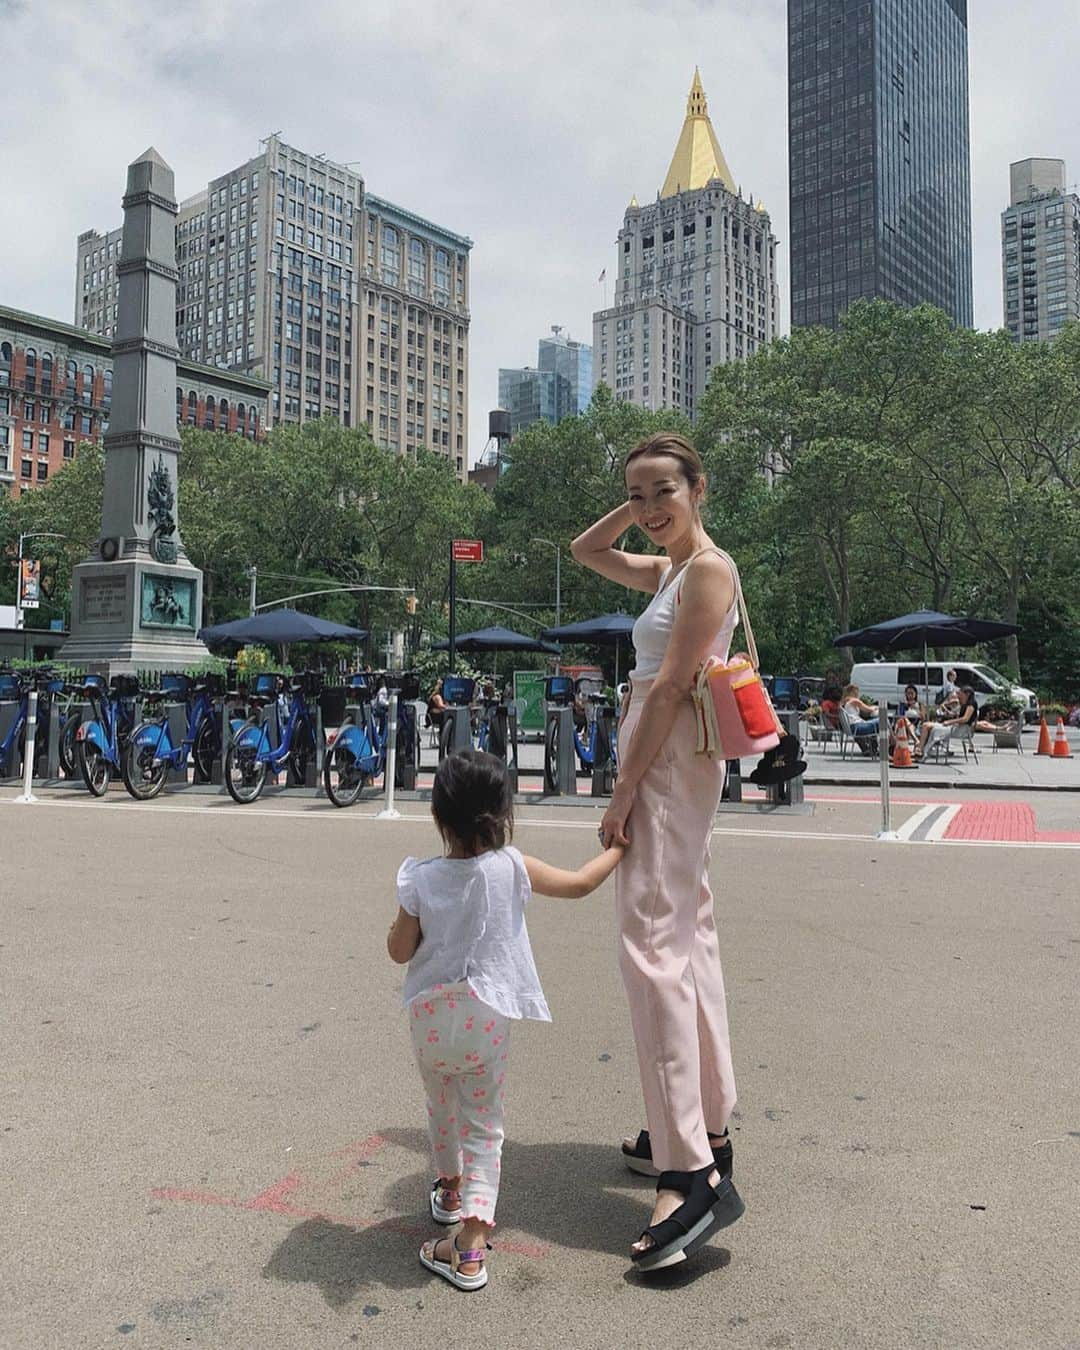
{"left": 891, "top": 717, "right": 916, "bottom": 769}
{"left": 1035, "top": 717, "right": 1053, "bottom": 755}
{"left": 1051, "top": 719, "right": 1074, "bottom": 759}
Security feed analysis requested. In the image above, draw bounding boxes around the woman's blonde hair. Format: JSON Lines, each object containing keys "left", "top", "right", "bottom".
{"left": 624, "top": 432, "right": 705, "bottom": 490}
{"left": 842, "top": 684, "right": 859, "bottom": 699}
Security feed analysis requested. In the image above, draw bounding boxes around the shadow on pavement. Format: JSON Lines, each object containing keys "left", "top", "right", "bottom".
{"left": 378, "top": 1126, "right": 656, "bottom": 1258}
{"left": 623, "top": 1243, "right": 732, "bottom": 1290}
{"left": 262, "top": 1216, "right": 430, "bottom": 1307}
{"left": 263, "top": 1127, "right": 743, "bottom": 1302}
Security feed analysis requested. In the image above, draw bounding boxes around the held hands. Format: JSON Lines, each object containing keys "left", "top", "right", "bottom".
{"left": 599, "top": 784, "right": 634, "bottom": 849}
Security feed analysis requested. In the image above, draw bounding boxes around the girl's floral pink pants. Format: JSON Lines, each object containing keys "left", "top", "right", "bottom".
{"left": 410, "top": 982, "right": 510, "bottom": 1224}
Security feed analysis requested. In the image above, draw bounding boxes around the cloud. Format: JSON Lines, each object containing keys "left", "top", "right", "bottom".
{"left": 1, "top": 0, "right": 1077, "bottom": 460}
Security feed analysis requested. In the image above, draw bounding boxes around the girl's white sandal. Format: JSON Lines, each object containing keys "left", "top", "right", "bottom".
{"left": 418, "top": 1236, "right": 490, "bottom": 1291}
{"left": 429, "top": 1179, "right": 462, "bottom": 1225}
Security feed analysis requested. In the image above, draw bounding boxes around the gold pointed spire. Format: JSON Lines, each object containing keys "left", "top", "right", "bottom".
{"left": 660, "top": 68, "right": 736, "bottom": 199}
{"left": 628, "top": 194, "right": 639, "bottom": 208}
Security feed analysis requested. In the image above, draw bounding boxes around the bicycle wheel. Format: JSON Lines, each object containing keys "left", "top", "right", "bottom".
{"left": 225, "top": 727, "right": 267, "bottom": 804}
{"left": 122, "top": 733, "right": 169, "bottom": 801}
{"left": 77, "top": 740, "right": 111, "bottom": 797}
{"left": 193, "top": 717, "right": 219, "bottom": 783}
{"left": 59, "top": 714, "right": 80, "bottom": 778}
{"left": 323, "top": 738, "right": 366, "bottom": 808}
{"left": 544, "top": 716, "right": 560, "bottom": 793}
{"left": 289, "top": 716, "right": 316, "bottom": 785}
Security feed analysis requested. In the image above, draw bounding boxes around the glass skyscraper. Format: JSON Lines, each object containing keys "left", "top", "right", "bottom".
{"left": 538, "top": 331, "right": 592, "bottom": 416}
{"left": 788, "top": 0, "right": 973, "bottom": 330}
{"left": 498, "top": 328, "right": 592, "bottom": 435}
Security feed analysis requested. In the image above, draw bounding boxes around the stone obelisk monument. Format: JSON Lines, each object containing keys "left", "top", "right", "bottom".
{"left": 62, "top": 148, "right": 208, "bottom": 673}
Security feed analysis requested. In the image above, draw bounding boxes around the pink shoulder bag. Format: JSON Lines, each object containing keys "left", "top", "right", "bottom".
{"left": 678, "top": 547, "right": 781, "bottom": 761}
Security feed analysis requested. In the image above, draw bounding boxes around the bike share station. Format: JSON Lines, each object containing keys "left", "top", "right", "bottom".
{"left": 534, "top": 676, "right": 809, "bottom": 814}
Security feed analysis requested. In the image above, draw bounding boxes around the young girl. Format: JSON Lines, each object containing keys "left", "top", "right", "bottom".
{"left": 387, "top": 748, "right": 624, "bottom": 1291}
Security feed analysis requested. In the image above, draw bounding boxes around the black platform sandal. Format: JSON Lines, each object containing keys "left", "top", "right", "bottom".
{"left": 621, "top": 1128, "right": 733, "bottom": 1179}
{"left": 630, "top": 1165, "right": 745, "bottom": 1273}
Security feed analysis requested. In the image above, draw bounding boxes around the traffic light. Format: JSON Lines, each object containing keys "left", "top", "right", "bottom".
{"left": 405, "top": 593, "right": 417, "bottom": 615}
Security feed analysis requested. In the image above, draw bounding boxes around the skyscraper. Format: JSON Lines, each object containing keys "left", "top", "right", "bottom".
{"left": 537, "top": 328, "right": 592, "bottom": 416}
{"left": 788, "top": 0, "right": 973, "bottom": 330}
{"left": 593, "top": 71, "right": 779, "bottom": 419}
{"left": 75, "top": 136, "right": 472, "bottom": 477}
{"left": 498, "top": 328, "right": 592, "bottom": 435}
{"left": 1001, "top": 159, "right": 1080, "bottom": 343}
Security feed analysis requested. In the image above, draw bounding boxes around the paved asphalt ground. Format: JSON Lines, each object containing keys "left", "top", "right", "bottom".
{"left": 2, "top": 786, "right": 1079, "bottom": 1350}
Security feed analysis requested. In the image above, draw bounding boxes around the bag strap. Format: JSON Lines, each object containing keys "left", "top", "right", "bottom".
{"left": 675, "top": 546, "right": 760, "bottom": 672}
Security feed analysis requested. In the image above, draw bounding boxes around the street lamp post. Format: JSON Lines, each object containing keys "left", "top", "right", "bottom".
{"left": 531, "top": 537, "right": 561, "bottom": 673}
{"left": 15, "top": 531, "right": 66, "bottom": 659}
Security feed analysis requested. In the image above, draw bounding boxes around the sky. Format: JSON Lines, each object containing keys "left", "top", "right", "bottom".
{"left": 2, "top": 0, "right": 1078, "bottom": 464}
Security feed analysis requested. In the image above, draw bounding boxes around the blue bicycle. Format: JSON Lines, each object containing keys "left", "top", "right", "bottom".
{"left": 322, "top": 674, "right": 383, "bottom": 807}
{"left": 224, "top": 671, "right": 320, "bottom": 804}
{"left": 0, "top": 668, "right": 66, "bottom": 779}
{"left": 75, "top": 674, "right": 140, "bottom": 796}
{"left": 122, "top": 672, "right": 234, "bottom": 800}
{"left": 323, "top": 672, "right": 422, "bottom": 806}
{"left": 543, "top": 676, "right": 619, "bottom": 784}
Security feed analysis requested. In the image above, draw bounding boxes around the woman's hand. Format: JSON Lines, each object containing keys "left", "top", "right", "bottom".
{"left": 600, "top": 784, "right": 634, "bottom": 849}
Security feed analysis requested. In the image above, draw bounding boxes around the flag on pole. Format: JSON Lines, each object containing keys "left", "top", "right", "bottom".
{"left": 597, "top": 268, "right": 606, "bottom": 283}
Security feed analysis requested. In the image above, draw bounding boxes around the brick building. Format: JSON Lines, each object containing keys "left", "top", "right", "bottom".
{"left": 0, "top": 305, "right": 270, "bottom": 498}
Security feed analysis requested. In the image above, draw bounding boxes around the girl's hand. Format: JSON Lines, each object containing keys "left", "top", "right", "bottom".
{"left": 600, "top": 786, "right": 633, "bottom": 849}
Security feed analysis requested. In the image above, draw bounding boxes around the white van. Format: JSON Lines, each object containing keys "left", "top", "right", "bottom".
{"left": 849, "top": 661, "right": 1040, "bottom": 723}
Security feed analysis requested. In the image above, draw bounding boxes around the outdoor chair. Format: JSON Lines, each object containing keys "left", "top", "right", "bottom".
{"left": 803, "top": 712, "right": 836, "bottom": 753}
{"left": 838, "top": 705, "right": 877, "bottom": 760}
{"left": 926, "top": 721, "right": 980, "bottom": 765}
{"left": 992, "top": 721, "right": 1023, "bottom": 754}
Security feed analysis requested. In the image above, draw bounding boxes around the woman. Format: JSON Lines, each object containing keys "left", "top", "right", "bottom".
{"left": 425, "top": 678, "right": 447, "bottom": 734}
{"left": 841, "top": 684, "right": 880, "bottom": 755}
{"left": 899, "top": 684, "right": 926, "bottom": 728}
{"left": 915, "top": 685, "right": 977, "bottom": 760}
{"left": 572, "top": 432, "right": 745, "bottom": 1272}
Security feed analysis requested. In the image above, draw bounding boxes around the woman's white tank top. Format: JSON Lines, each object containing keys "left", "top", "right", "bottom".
{"left": 630, "top": 550, "right": 739, "bottom": 682}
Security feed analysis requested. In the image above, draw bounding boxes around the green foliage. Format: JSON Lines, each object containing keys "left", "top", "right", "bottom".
{"left": 984, "top": 688, "right": 1024, "bottom": 720}
{"left": 410, "top": 647, "right": 485, "bottom": 693}
{"left": 5, "top": 311, "right": 1078, "bottom": 698}
{"left": 696, "top": 303, "right": 1080, "bottom": 693}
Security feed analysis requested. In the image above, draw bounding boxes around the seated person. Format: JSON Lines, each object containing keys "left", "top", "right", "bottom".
{"left": 936, "top": 669, "right": 961, "bottom": 717}
{"left": 820, "top": 685, "right": 842, "bottom": 729}
{"left": 897, "top": 684, "right": 927, "bottom": 728}
{"left": 915, "top": 687, "right": 977, "bottom": 759}
{"left": 425, "top": 678, "right": 447, "bottom": 731}
{"left": 841, "top": 684, "right": 881, "bottom": 755}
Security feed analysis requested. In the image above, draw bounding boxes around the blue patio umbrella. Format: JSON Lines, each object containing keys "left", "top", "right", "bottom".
{"left": 541, "top": 613, "right": 636, "bottom": 684}
{"left": 832, "top": 609, "right": 1020, "bottom": 703}
{"left": 431, "top": 626, "right": 560, "bottom": 655}
{"left": 198, "top": 607, "right": 367, "bottom": 653}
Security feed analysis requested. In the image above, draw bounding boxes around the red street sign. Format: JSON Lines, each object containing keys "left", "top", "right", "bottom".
{"left": 452, "top": 539, "right": 484, "bottom": 563}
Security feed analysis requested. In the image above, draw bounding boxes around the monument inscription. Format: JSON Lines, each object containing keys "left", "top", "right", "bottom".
{"left": 80, "top": 575, "right": 129, "bottom": 625}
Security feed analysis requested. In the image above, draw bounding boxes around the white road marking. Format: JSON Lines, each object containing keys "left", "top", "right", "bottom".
{"left": 925, "top": 804, "right": 961, "bottom": 841}
{"left": 4, "top": 791, "right": 1079, "bottom": 848}
{"left": 895, "top": 804, "right": 938, "bottom": 841}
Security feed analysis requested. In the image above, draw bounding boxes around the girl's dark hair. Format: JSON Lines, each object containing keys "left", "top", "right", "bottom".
{"left": 624, "top": 432, "right": 705, "bottom": 489}
{"left": 431, "top": 749, "right": 514, "bottom": 856}
{"left": 905, "top": 684, "right": 919, "bottom": 697}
